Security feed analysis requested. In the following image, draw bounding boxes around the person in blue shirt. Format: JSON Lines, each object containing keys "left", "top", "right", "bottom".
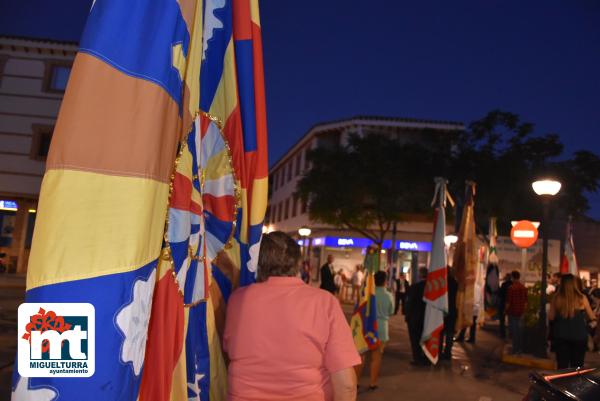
{"left": 356, "top": 270, "right": 394, "bottom": 391}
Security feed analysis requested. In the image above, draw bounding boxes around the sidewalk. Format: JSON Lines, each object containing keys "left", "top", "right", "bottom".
{"left": 347, "top": 304, "right": 600, "bottom": 401}
{"left": 0, "top": 274, "right": 24, "bottom": 401}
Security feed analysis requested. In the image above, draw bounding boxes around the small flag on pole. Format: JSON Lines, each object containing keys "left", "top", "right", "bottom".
{"left": 420, "top": 178, "right": 453, "bottom": 364}
{"left": 351, "top": 245, "right": 380, "bottom": 354}
{"left": 453, "top": 181, "right": 478, "bottom": 333}
{"left": 560, "top": 216, "right": 578, "bottom": 275}
{"left": 485, "top": 217, "right": 500, "bottom": 320}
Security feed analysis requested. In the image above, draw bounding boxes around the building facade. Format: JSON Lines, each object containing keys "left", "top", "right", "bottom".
{"left": 266, "top": 116, "right": 465, "bottom": 280}
{"left": 0, "top": 36, "right": 76, "bottom": 272}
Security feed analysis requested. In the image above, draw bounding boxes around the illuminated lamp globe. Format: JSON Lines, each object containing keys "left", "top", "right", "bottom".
{"left": 532, "top": 179, "right": 561, "bottom": 197}
{"left": 444, "top": 234, "right": 458, "bottom": 247}
{"left": 298, "top": 227, "right": 311, "bottom": 237}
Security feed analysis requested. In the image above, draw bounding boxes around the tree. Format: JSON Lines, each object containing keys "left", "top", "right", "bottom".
{"left": 296, "top": 134, "right": 436, "bottom": 245}
{"left": 448, "top": 110, "right": 600, "bottom": 234}
{"left": 297, "top": 110, "right": 600, "bottom": 242}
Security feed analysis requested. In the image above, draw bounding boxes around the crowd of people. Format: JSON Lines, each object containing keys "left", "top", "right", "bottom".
{"left": 223, "top": 231, "right": 600, "bottom": 401}
{"left": 498, "top": 270, "right": 600, "bottom": 368}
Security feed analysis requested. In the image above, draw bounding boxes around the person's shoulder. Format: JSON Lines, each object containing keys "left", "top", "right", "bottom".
{"left": 229, "top": 282, "right": 261, "bottom": 303}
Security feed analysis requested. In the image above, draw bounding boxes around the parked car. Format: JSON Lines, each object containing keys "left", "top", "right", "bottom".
{"left": 523, "top": 368, "right": 600, "bottom": 401}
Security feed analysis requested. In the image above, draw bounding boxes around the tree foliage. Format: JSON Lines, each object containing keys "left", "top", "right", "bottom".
{"left": 450, "top": 110, "right": 600, "bottom": 232}
{"left": 296, "top": 134, "right": 435, "bottom": 244}
{"left": 296, "top": 110, "right": 600, "bottom": 241}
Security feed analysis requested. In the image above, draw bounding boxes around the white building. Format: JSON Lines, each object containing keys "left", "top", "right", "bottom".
{"left": 266, "top": 116, "right": 465, "bottom": 280}
{"left": 0, "top": 36, "right": 77, "bottom": 272}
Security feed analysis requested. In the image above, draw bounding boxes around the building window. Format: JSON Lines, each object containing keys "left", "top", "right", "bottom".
{"left": 277, "top": 202, "right": 283, "bottom": 222}
{"left": 287, "top": 161, "right": 293, "bottom": 182}
{"left": 284, "top": 198, "right": 290, "bottom": 220}
{"left": 271, "top": 203, "right": 277, "bottom": 222}
{"left": 292, "top": 197, "right": 298, "bottom": 218}
{"left": 301, "top": 199, "right": 308, "bottom": 214}
{"left": 44, "top": 62, "right": 71, "bottom": 93}
{"left": 303, "top": 145, "right": 311, "bottom": 171}
{"left": 295, "top": 153, "right": 301, "bottom": 176}
{"left": 264, "top": 205, "right": 271, "bottom": 224}
{"left": 0, "top": 56, "right": 8, "bottom": 85}
{"left": 272, "top": 171, "right": 278, "bottom": 190}
{"left": 280, "top": 166, "right": 285, "bottom": 188}
{"left": 30, "top": 125, "right": 53, "bottom": 161}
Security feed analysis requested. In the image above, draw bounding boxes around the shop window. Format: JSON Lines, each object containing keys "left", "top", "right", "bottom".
{"left": 44, "top": 62, "right": 71, "bottom": 93}
{"left": 30, "top": 125, "right": 54, "bottom": 161}
{"left": 25, "top": 211, "right": 36, "bottom": 249}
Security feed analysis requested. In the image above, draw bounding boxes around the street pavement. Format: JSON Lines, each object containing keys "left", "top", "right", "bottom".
{"left": 0, "top": 274, "right": 25, "bottom": 401}
{"left": 1, "top": 275, "right": 599, "bottom": 401}
{"left": 346, "top": 303, "right": 600, "bottom": 401}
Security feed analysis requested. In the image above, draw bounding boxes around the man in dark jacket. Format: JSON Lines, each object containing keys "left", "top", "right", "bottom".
{"left": 405, "top": 267, "right": 429, "bottom": 366}
{"left": 319, "top": 255, "right": 336, "bottom": 294}
{"left": 440, "top": 267, "right": 458, "bottom": 360}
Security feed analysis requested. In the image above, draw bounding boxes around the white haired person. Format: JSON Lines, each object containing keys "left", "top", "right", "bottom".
{"left": 224, "top": 231, "right": 361, "bottom": 401}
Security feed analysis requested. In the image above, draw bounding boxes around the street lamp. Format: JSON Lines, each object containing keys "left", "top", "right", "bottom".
{"left": 298, "top": 226, "right": 311, "bottom": 257}
{"left": 532, "top": 178, "right": 561, "bottom": 358}
{"left": 444, "top": 234, "right": 458, "bottom": 247}
{"left": 298, "top": 227, "right": 311, "bottom": 237}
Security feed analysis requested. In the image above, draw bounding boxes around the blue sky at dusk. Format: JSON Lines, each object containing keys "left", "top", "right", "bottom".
{"left": 1, "top": 0, "right": 599, "bottom": 217}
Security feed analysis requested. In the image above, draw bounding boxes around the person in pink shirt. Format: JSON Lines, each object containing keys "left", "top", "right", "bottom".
{"left": 224, "top": 231, "right": 361, "bottom": 401}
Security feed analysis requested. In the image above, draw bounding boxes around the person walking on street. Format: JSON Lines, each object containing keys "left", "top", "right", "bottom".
{"left": 405, "top": 267, "right": 430, "bottom": 366}
{"left": 440, "top": 267, "right": 458, "bottom": 359}
{"left": 497, "top": 273, "right": 512, "bottom": 339}
{"left": 549, "top": 273, "right": 597, "bottom": 369}
{"left": 506, "top": 270, "right": 528, "bottom": 354}
{"left": 394, "top": 273, "right": 409, "bottom": 315}
{"left": 355, "top": 271, "right": 394, "bottom": 391}
{"left": 320, "top": 255, "right": 337, "bottom": 294}
{"left": 351, "top": 265, "right": 365, "bottom": 304}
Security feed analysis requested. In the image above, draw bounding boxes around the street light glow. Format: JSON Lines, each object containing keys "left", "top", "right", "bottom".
{"left": 532, "top": 179, "right": 562, "bottom": 196}
{"left": 444, "top": 234, "right": 458, "bottom": 247}
{"left": 298, "top": 227, "right": 311, "bottom": 237}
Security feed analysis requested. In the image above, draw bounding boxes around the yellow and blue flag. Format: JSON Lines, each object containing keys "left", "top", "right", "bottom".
{"left": 11, "top": 0, "right": 268, "bottom": 400}
{"left": 351, "top": 246, "right": 380, "bottom": 354}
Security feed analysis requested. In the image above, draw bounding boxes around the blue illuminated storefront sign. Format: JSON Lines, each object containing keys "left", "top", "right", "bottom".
{"left": 312, "top": 236, "right": 431, "bottom": 252}
{"left": 0, "top": 200, "right": 18, "bottom": 211}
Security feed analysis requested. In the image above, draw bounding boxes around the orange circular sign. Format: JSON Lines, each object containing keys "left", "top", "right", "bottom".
{"left": 510, "top": 220, "right": 539, "bottom": 248}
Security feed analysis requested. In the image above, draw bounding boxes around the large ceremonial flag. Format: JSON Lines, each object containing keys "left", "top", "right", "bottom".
{"left": 351, "top": 245, "right": 380, "bottom": 354}
{"left": 484, "top": 217, "right": 500, "bottom": 319}
{"left": 453, "top": 181, "right": 478, "bottom": 333}
{"left": 12, "top": 0, "right": 268, "bottom": 400}
{"left": 560, "top": 217, "right": 578, "bottom": 275}
{"left": 420, "top": 178, "right": 452, "bottom": 364}
{"left": 141, "top": 0, "right": 268, "bottom": 400}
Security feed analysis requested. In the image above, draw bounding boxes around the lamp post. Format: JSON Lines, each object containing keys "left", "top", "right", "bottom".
{"left": 532, "top": 179, "right": 561, "bottom": 358}
{"left": 444, "top": 234, "right": 458, "bottom": 265}
{"left": 298, "top": 226, "right": 311, "bottom": 257}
